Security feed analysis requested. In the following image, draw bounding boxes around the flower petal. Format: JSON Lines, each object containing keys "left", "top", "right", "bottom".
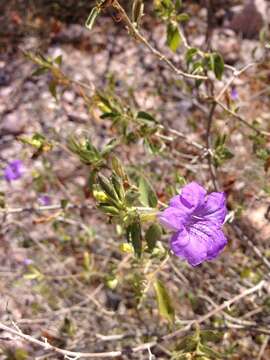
{"left": 4, "top": 160, "right": 25, "bottom": 182}
{"left": 206, "top": 229, "right": 227, "bottom": 260}
{"left": 158, "top": 207, "right": 186, "bottom": 231}
{"left": 170, "top": 228, "right": 190, "bottom": 252}
{"left": 171, "top": 232, "right": 208, "bottom": 266}
{"left": 199, "top": 192, "right": 227, "bottom": 225}
{"left": 180, "top": 182, "right": 206, "bottom": 209}
{"left": 188, "top": 221, "right": 227, "bottom": 263}
{"left": 169, "top": 194, "right": 183, "bottom": 208}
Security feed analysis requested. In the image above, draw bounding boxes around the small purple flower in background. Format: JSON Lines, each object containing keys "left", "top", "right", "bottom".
{"left": 23, "top": 258, "right": 33, "bottom": 266}
{"left": 38, "top": 195, "right": 51, "bottom": 206}
{"left": 231, "top": 87, "right": 238, "bottom": 101}
{"left": 158, "top": 182, "right": 228, "bottom": 266}
{"left": 4, "top": 160, "right": 25, "bottom": 182}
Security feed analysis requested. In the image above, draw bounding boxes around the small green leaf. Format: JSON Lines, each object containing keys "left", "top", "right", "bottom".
{"left": 85, "top": 7, "right": 100, "bottom": 30}
{"left": 60, "top": 199, "right": 69, "bottom": 209}
{"left": 101, "top": 138, "right": 119, "bottom": 156}
{"left": 100, "top": 205, "right": 119, "bottom": 216}
{"left": 211, "top": 52, "right": 224, "bottom": 80}
{"left": 24, "top": 266, "right": 44, "bottom": 281}
{"left": 125, "top": 188, "right": 140, "bottom": 206}
{"left": 32, "top": 67, "right": 48, "bottom": 77}
{"left": 175, "top": 0, "right": 182, "bottom": 12}
{"left": 185, "top": 47, "right": 198, "bottom": 66}
{"left": 111, "top": 156, "right": 127, "bottom": 180}
{"left": 139, "top": 176, "right": 158, "bottom": 208}
{"left": 167, "top": 22, "right": 181, "bottom": 52}
{"left": 154, "top": 278, "right": 175, "bottom": 324}
{"left": 83, "top": 251, "right": 91, "bottom": 272}
{"left": 54, "top": 55, "right": 63, "bottom": 66}
{"left": 49, "top": 81, "right": 57, "bottom": 100}
{"left": 137, "top": 111, "right": 156, "bottom": 122}
{"left": 111, "top": 173, "right": 125, "bottom": 200}
{"left": 145, "top": 223, "right": 162, "bottom": 252}
{"left": 177, "top": 13, "right": 189, "bottom": 22}
{"left": 106, "top": 275, "right": 118, "bottom": 290}
{"left": 98, "top": 174, "right": 119, "bottom": 201}
{"left": 126, "top": 221, "right": 142, "bottom": 258}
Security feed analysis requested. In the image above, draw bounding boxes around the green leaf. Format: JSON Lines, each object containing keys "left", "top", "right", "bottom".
{"left": 49, "top": 81, "right": 57, "bottom": 100}
{"left": 85, "top": 7, "right": 100, "bottom": 30}
{"left": 31, "top": 67, "right": 48, "bottom": 77}
{"left": 111, "top": 173, "right": 125, "bottom": 200}
{"left": 167, "top": 22, "right": 181, "bottom": 52}
{"left": 154, "top": 278, "right": 175, "bottom": 323}
{"left": 60, "top": 199, "right": 69, "bottom": 209}
{"left": 99, "top": 205, "right": 120, "bottom": 216}
{"left": 145, "top": 223, "right": 162, "bottom": 252}
{"left": 175, "top": 0, "right": 182, "bottom": 12}
{"left": 177, "top": 13, "right": 189, "bottom": 22}
{"left": 82, "top": 251, "right": 91, "bottom": 272}
{"left": 98, "top": 174, "right": 119, "bottom": 202}
{"left": 54, "top": 55, "right": 63, "bottom": 66}
{"left": 24, "top": 265, "right": 44, "bottom": 281}
{"left": 101, "top": 138, "right": 119, "bottom": 156}
{"left": 185, "top": 47, "right": 198, "bottom": 66}
{"left": 139, "top": 176, "right": 158, "bottom": 208}
{"left": 137, "top": 111, "right": 157, "bottom": 123}
{"left": 67, "top": 136, "right": 104, "bottom": 166}
{"left": 111, "top": 156, "right": 127, "bottom": 180}
{"left": 126, "top": 221, "right": 142, "bottom": 258}
{"left": 20, "top": 133, "right": 53, "bottom": 152}
{"left": 125, "top": 188, "right": 140, "bottom": 206}
{"left": 211, "top": 53, "right": 224, "bottom": 80}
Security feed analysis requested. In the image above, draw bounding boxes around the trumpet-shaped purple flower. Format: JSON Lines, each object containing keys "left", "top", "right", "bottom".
{"left": 4, "top": 160, "right": 25, "bottom": 182}
{"left": 158, "top": 182, "right": 227, "bottom": 266}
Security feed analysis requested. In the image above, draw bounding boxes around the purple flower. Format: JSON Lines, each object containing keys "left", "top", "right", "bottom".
{"left": 38, "top": 195, "right": 51, "bottom": 206}
{"left": 23, "top": 258, "right": 33, "bottom": 266}
{"left": 158, "top": 182, "right": 228, "bottom": 266}
{"left": 4, "top": 160, "right": 25, "bottom": 182}
{"left": 231, "top": 87, "right": 238, "bottom": 101}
